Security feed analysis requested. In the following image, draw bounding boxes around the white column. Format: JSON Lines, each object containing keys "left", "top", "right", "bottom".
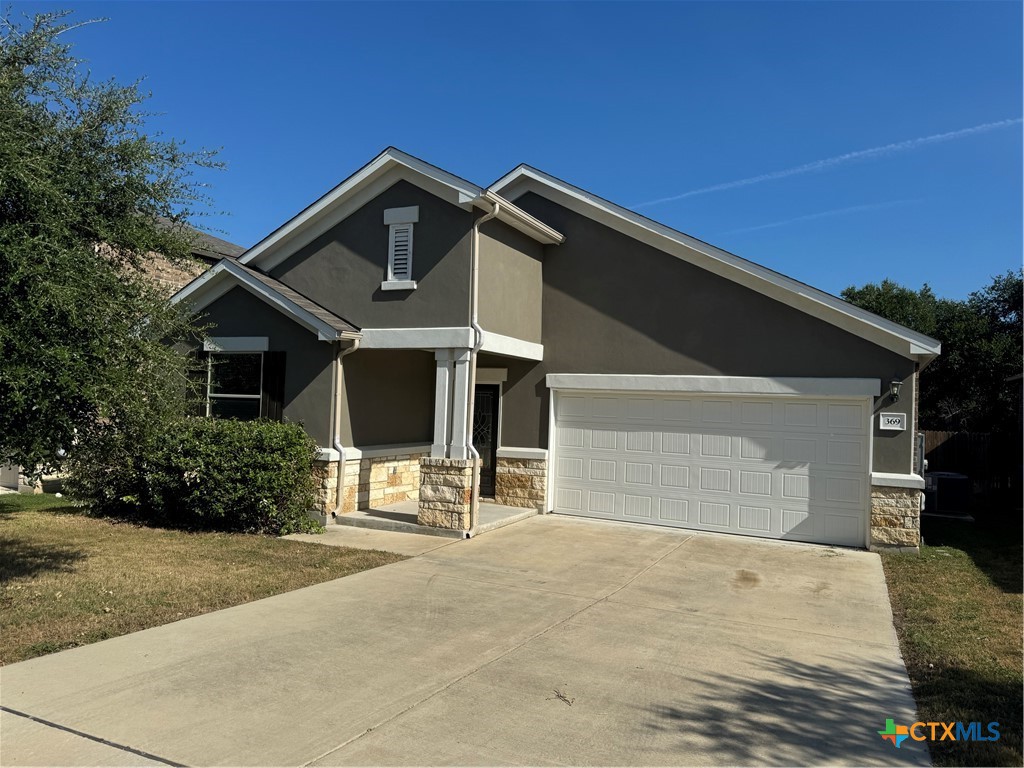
{"left": 431, "top": 349, "right": 453, "bottom": 458}
{"left": 449, "top": 349, "right": 472, "bottom": 460}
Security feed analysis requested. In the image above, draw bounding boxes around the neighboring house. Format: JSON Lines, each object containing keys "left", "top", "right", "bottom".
{"left": 171, "top": 148, "right": 940, "bottom": 551}
{"left": 142, "top": 224, "right": 246, "bottom": 294}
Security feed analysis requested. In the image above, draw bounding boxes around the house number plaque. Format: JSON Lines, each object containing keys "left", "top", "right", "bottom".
{"left": 879, "top": 413, "right": 907, "bottom": 431}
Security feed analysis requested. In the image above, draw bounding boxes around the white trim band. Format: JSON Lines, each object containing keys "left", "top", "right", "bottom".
{"left": 871, "top": 472, "right": 926, "bottom": 490}
{"left": 496, "top": 447, "right": 549, "bottom": 460}
{"left": 343, "top": 443, "right": 432, "bottom": 461}
{"left": 360, "top": 327, "right": 475, "bottom": 349}
{"left": 203, "top": 336, "right": 269, "bottom": 353}
{"left": 545, "top": 374, "right": 882, "bottom": 398}
{"left": 480, "top": 331, "right": 544, "bottom": 361}
{"left": 316, "top": 448, "right": 341, "bottom": 462}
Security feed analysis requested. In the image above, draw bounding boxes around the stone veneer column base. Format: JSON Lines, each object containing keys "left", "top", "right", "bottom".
{"left": 418, "top": 458, "right": 476, "bottom": 531}
{"left": 869, "top": 486, "right": 922, "bottom": 552}
{"left": 311, "top": 458, "right": 340, "bottom": 525}
{"left": 495, "top": 457, "right": 547, "bottom": 511}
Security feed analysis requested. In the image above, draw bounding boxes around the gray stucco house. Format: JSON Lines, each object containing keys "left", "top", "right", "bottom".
{"left": 172, "top": 148, "right": 939, "bottom": 550}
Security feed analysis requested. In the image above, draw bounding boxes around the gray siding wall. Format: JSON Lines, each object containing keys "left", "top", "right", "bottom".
{"left": 340, "top": 350, "right": 435, "bottom": 447}
{"left": 198, "top": 287, "right": 336, "bottom": 447}
{"left": 477, "top": 218, "right": 544, "bottom": 343}
{"left": 498, "top": 193, "right": 916, "bottom": 475}
{"left": 271, "top": 179, "right": 473, "bottom": 329}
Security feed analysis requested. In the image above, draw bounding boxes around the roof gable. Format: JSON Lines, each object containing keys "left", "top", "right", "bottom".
{"left": 171, "top": 259, "right": 359, "bottom": 342}
{"left": 239, "top": 148, "right": 561, "bottom": 272}
{"left": 491, "top": 165, "right": 940, "bottom": 363}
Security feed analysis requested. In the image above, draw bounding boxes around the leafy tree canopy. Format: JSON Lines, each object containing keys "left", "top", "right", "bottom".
{"left": 842, "top": 271, "right": 1023, "bottom": 433}
{"left": 0, "top": 10, "right": 219, "bottom": 472}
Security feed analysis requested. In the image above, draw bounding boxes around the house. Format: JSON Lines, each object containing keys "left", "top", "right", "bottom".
{"left": 171, "top": 148, "right": 940, "bottom": 551}
{"left": 141, "top": 223, "right": 246, "bottom": 294}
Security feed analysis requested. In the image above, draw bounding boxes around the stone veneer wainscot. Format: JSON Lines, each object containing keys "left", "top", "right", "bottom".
{"left": 495, "top": 456, "right": 547, "bottom": 510}
{"left": 869, "top": 480, "right": 923, "bottom": 552}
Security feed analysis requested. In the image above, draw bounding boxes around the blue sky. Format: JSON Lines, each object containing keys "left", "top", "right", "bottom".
{"left": 17, "top": 1, "right": 1023, "bottom": 299}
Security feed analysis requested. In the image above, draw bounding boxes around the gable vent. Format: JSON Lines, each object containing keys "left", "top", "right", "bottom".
{"left": 389, "top": 223, "right": 413, "bottom": 281}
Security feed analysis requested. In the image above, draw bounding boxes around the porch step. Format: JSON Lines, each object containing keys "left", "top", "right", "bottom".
{"left": 332, "top": 509, "right": 464, "bottom": 538}
{"left": 331, "top": 502, "right": 540, "bottom": 538}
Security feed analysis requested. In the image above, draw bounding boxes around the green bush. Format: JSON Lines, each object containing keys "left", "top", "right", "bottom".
{"left": 67, "top": 418, "right": 322, "bottom": 535}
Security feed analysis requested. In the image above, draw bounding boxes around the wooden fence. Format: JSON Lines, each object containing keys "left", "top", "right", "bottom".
{"left": 923, "top": 430, "right": 1022, "bottom": 504}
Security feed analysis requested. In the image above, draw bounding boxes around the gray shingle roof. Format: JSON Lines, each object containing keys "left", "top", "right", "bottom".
{"left": 231, "top": 261, "right": 360, "bottom": 335}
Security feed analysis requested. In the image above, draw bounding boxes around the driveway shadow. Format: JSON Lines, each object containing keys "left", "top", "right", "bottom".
{"left": 642, "top": 653, "right": 929, "bottom": 766}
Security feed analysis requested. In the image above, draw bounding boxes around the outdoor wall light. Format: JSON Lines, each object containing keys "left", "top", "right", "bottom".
{"left": 890, "top": 378, "right": 903, "bottom": 403}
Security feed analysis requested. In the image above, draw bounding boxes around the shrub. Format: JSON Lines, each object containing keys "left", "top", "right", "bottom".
{"left": 67, "top": 418, "right": 322, "bottom": 535}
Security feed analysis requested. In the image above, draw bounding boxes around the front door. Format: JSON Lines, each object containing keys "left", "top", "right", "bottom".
{"left": 473, "top": 384, "right": 500, "bottom": 497}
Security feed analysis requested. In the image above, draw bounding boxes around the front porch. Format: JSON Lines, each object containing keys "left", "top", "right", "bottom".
{"left": 313, "top": 344, "right": 548, "bottom": 534}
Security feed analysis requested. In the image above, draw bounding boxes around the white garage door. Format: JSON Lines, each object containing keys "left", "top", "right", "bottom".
{"left": 552, "top": 391, "right": 870, "bottom": 547}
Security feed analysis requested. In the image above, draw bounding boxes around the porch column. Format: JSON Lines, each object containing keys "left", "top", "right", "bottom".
{"left": 449, "top": 348, "right": 472, "bottom": 460}
{"left": 431, "top": 349, "right": 453, "bottom": 458}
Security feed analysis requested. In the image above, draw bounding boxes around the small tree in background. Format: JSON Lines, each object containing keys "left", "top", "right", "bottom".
{"left": 842, "top": 271, "right": 1023, "bottom": 433}
{"left": 0, "top": 10, "right": 220, "bottom": 473}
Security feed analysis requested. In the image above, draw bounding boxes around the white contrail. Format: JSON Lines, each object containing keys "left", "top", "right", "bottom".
{"left": 722, "top": 199, "right": 919, "bottom": 235}
{"left": 634, "top": 118, "right": 1022, "bottom": 208}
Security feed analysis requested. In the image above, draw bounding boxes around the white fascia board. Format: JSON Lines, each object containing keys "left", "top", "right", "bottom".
{"left": 203, "top": 336, "right": 269, "bottom": 352}
{"left": 172, "top": 261, "right": 349, "bottom": 342}
{"left": 871, "top": 472, "right": 926, "bottom": 490}
{"left": 360, "top": 327, "right": 475, "bottom": 349}
{"left": 240, "top": 148, "right": 483, "bottom": 271}
{"left": 479, "top": 330, "right": 544, "bottom": 361}
{"left": 343, "top": 443, "right": 432, "bottom": 461}
{"left": 493, "top": 167, "right": 941, "bottom": 361}
{"left": 545, "top": 374, "right": 881, "bottom": 398}
{"left": 496, "top": 447, "right": 548, "bottom": 460}
{"left": 481, "top": 190, "right": 564, "bottom": 245}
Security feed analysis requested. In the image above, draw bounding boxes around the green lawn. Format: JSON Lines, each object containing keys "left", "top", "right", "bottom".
{"left": 882, "top": 516, "right": 1023, "bottom": 767}
{"left": 0, "top": 493, "right": 405, "bottom": 665}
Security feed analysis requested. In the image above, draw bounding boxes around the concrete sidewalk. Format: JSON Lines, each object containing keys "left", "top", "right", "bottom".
{"left": 1, "top": 516, "right": 927, "bottom": 766}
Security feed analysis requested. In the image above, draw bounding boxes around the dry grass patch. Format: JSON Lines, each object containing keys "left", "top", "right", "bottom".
{"left": 882, "top": 516, "right": 1022, "bottom": 767}
{"left": 0, "top": 493, "right": 404, "bottom": 664}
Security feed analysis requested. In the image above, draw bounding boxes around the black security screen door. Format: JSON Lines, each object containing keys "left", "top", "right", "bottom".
{"left": 473, "top": 384, "right": 500, "bottom": 497}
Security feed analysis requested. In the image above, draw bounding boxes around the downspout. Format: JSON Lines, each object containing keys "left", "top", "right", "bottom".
{"left": 464, "top": 199, "right": 500, "bottom": 538}
{"left": 333, "top": 338, "right": 360, "bottom": 518}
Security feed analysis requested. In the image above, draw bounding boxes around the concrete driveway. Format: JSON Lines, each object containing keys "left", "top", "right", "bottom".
{"left": 1, "top": 516, "right": 927, "bottom": 766}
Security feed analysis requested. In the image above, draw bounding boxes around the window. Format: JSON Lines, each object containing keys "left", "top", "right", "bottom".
{"left": 382, "top": 206, "right": 419, "bottom": 290}
{"left": 200, "top": 338, "right": 285, "bottom": 421}
{"left": 207, "top": 353, "right": 263, "bottom": 420}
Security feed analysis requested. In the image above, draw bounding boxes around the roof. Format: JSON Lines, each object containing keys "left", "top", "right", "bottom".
{"left": 490, "top": 164, "right": 942, "bottom": 364}
{"left": 171, "top": 259, "right": 359, "bottom": 341}
{"left": 191, "top": 230, "right": 246, "bottom": 261}
{"left": 238, "top": 147, "right": 563, "bottom": 272}
{"left": 156, "top": 216, "right": 246, "bottom": 260}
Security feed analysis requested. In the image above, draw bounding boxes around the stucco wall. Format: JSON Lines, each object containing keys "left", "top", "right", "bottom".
{"left": 339, "top": 350, "right": 435, "bottom": 447}
{"left": 270, "top": 179, "right": 473, "bottom": 329}
{"left": 197, "top": 286, "right": 336, "bottom": 447}
{"left": 499, "top": 193, "right": 916, "bottom": 475}
{"left": 477, "top": 218, "right": 543, "bottom": 343}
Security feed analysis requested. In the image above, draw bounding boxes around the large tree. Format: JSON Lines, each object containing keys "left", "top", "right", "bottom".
{"left": 842, "top": 271, "right": 1023, "bottom": 433}
{"left": 0, "top": 11, "right": 218, "bottom": 472}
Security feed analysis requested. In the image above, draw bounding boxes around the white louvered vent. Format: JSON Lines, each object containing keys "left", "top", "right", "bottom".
{"left": 388, "top": 223, "right": 413, "bottom": 281}
{"left": 382, "top": 206, "right": 419, "bottom": 290}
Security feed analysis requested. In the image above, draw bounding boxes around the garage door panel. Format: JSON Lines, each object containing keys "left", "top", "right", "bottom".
{"left": 553, "top": 392, "right": 869, "bottom": 547}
